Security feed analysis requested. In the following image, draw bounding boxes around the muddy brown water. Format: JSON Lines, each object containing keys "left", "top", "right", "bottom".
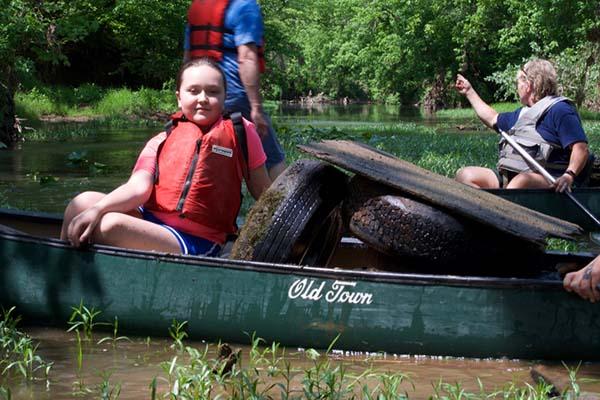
{"left": 3, "top": 327, "right": 599, "bottom": 399}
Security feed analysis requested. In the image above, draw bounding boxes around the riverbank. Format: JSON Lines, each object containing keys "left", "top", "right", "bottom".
{"left": 17, "top": 85, "right": 600, "bottom": 125}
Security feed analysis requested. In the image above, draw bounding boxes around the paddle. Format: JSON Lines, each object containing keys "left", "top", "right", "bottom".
{"left": 499, "top": 129, "right": 600, "bottom": 230}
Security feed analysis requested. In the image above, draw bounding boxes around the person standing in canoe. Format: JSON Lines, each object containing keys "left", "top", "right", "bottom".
{"left": 454, "top": 58, "right": 590, "bottom": 192}
{"left": 61, "top": 58, "right": 271, "bottom": 256}
{"left": 183, "top": 0, "right": 286, "bottom": 181}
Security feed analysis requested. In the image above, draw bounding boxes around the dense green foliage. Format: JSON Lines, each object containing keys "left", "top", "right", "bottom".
{"left": 2, "top": 0, "right": 600, "bottom": 108}
{"left": 262, "top": 0, "right": 600, "bottom": 108}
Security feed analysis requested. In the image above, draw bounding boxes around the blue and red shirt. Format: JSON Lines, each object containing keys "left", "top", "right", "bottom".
{"left": 184, "top": 0, "right": 264, "bottom": 106}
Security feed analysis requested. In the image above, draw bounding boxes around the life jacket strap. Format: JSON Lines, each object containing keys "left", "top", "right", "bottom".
{"left": 154, "top": 113, "right": 183, "bottom": 183}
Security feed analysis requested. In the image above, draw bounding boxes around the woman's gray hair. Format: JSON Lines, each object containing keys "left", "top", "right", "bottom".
{"left": 522, "top": 59, "right": 558, "bottom": 101}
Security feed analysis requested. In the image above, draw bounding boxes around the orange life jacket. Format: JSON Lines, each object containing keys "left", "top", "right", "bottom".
{"left": 144, "top": 112, "right": 246, "bottom": 235}
{"left": 187, "top": 0, "right": 266, "bottom": 72}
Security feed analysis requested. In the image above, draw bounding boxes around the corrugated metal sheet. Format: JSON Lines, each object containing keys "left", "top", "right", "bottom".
{"left": 299, "top": 140, "right": 582, "bottom": 244}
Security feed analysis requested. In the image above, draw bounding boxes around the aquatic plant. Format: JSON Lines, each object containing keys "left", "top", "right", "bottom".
{"left": 159, "top": 347, "right": 218, "bottom": 399}
{"left": 429, "top": 377, "right": 559, "bottom": 400}
{"left": 71, "top": 329, "right": 92, "bottom": 396}
{"left": 562, "top": 361, "right": 583, "bottom": 398}
{"left": 97, "top": 370, "right": 122, "bottom": 400}
{"left": 67, "top": 300, "right": 109, "bottom": 341}
{"left": 25, "top": 171, "right": 60, "bottom": 185}
{"left": 97, "top": 317, "right": 131, "bottom": 346}
{"left": 0, "top": 386, "right": 11, "bottom": 400}
{"left": 225, "top": 335, "right": 278, "bottom": 399}
{"left": 300, "top": 337, "right": 368, "bottom": 400}
{"left": 361, "top": 370, "right": 412, "bottom": 400}
{"left": 168, "top": 320, "right": 188, "bottom": 352}
{"left": 149, "top": 377, "right": 157, "bottom": 400}
{"left": 0, "top": 307, "right": 52, "bottom": 381}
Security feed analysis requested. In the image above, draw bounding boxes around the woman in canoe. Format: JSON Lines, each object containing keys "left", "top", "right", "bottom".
{"left": 454, "top": 58, "right": 590, "bottom": 192}
{"left": 61, "top": 57, "right": 271, "bottom": 256}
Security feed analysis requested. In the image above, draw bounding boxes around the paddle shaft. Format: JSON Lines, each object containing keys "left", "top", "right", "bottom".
{"left": 499, "top": 129, "right": 600, "bottom": 229}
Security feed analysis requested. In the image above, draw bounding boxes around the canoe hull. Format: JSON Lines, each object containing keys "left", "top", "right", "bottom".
{"left": 489, "top": 188, "right": 600, "bottom": 232}
{"left": 2, "top": 230, "right": 599, "bottom": 360}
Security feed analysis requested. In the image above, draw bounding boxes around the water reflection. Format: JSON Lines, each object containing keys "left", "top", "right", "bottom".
{"left": 0, "top": 105, "right": 442, "bottom": 213}
{"left": 0, "top": 126, "right": 156, "bottom": 213}
{"left": 273, "top": 103, "right": 422, "bottom": 123}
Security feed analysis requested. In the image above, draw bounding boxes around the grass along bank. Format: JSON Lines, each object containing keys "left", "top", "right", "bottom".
{"left": 14, "top": 85, "right": 281, "bottom": 125}
{"left": 15, "top": 85, "right": 176, "bottom": 124}
{"left": 17, "top": 85, "right": 600, "bottom": 125}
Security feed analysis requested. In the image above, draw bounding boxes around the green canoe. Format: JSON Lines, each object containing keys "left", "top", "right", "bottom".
{"left": 487, "top": 188, "right": 600, "bottom": 231}
{"left": 1, "top": 208, "right": 599, "bottom": 360}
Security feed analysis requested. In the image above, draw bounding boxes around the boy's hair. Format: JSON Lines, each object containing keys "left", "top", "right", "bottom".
{"left": 176, "top": 57, "right": 227, "bottom": 94}
{"left": 521, "top": 59, "right": 558, "bottom": 102}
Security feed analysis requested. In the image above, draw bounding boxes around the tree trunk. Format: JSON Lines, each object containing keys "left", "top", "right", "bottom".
{"left": 423, "top": 72, "right": 447, "bottom": 114}
{"left": 0, "top": 82, "right": 18, "bottom": 148}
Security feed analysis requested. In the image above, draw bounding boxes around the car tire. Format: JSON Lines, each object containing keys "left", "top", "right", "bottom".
{"left": 230, "top": 159, "right": 348, "bottom": 266}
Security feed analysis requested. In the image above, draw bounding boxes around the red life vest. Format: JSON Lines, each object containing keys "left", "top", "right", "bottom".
{"left": 187, "top": 0, "right": 266, "bottom": 72}
{"left": 144, "top": 113, "right": 246, "bottom": 235}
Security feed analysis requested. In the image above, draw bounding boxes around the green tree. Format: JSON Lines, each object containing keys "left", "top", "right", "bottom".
{"left": 108, "top": 0, "right": 189, "bottom": 86}
{"left": 0, "top": 0, "right": 105, "bottom": 145}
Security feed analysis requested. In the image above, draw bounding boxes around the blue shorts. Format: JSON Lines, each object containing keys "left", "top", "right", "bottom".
{"left": 139, "top": 208, "right": 221, "bottom": 257}
{"left": 225, "top": 97, "right": 285, "bottom": 169}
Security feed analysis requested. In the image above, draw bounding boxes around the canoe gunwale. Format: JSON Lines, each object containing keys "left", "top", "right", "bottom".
{"left": 486, "top": 188, "right": 600, "bottom": 195}
{"left": 0, "top": 228, "right": 589, "bottom": 292}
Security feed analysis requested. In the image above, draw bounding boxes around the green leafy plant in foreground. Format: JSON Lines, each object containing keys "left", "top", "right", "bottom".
{"left": 0, "top": 386, "right": 11, "bottom": 400}
{"left": 97, "top": 370, "right": 122, "bottom": 400}
{"left": 152, "top": 333, "right": 599, "bottom": 399}
{"left": 429, "top": 378, "right": 557, "bottom": 400}
{"left": 97, "top": 317, "right": 131, "bottom": 346}
{"left": 67, "top": 300, "right": 109, "bottom": 341}
{"left": 0, "top": 307, "right": 52, "bottom": 381}
{"left": 168, "top": 319, "right": 188, "bottom": 352}
{"left": 71, "top": 329, "right": 92, "bottom": 396}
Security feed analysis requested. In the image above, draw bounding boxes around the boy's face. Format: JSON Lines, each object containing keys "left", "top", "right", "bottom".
{"left": 177, "top": 64, "right": 225, "bottom": 127}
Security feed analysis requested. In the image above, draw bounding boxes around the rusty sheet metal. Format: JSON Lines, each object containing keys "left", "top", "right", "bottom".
{"left": 299, "top": 140, "right": 583, "bottom": 244}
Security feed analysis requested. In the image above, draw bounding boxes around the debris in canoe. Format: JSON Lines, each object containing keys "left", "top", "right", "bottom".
{"left": 344, "top": 175, "right": 543, "bottom": 273}
{"left": 230, "top": 159, "right": 347, "bottom": 266}
{"left": 300, "top": 140, "right": 583, "bottom": 245}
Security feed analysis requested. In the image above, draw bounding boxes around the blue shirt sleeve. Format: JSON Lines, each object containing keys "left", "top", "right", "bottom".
{"left": 227, "top": 0, "right": 264, "bottom": 47}
{"left": 183, "top": 23, "right": 190, "bottom": 51}
{"left": 547, "top": 101, "right": 587, "bottom": 148}
{"left": 496, "top": 108, "right": 522, "bottom": 133}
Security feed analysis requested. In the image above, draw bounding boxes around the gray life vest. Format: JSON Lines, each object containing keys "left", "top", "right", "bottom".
{"left": 497, "top": 96, "right": 569, "bottom": 174}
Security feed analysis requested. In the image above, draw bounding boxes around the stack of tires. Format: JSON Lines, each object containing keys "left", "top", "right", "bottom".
{"left": 231, "top": 160, "right": 541, "bottom": 273}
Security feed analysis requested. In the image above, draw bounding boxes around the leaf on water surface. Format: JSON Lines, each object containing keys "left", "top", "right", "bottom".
{"left": 67, "top": 151, "right": 89, "bottom": 166}
{"left": 90, "top": 162, "right": 109, "bottom": 175}
{"left": 39, "top": 176, "right": 59, "bottom": 185}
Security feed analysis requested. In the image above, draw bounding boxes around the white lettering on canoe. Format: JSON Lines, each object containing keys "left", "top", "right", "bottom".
{"left": 288, "top": 279, "right": 373, "bottom": 305}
